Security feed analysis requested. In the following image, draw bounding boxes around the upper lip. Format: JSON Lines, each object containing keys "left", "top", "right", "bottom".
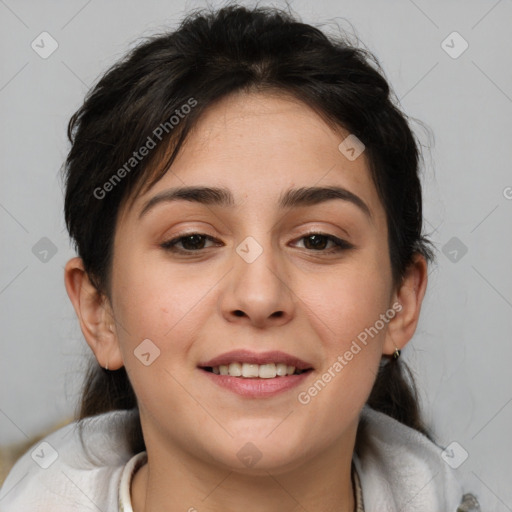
{"left": 198, "top": 350, "right": 313, "bottom": 371}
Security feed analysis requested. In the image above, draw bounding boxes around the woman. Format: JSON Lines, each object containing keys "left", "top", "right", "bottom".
{"left": 0, "top": 4, "right": 481, "bottom": 511}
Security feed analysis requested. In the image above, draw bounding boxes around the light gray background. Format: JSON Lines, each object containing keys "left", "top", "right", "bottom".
{"left": 1, "top": 0, "right": 511, "bottom": 509}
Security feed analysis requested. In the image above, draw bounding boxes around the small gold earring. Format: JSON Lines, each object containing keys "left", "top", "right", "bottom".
{"left": 392, "top": 347, "right": 401, "bottom": 360}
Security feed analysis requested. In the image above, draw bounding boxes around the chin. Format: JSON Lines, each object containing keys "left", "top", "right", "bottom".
{"left": 204, "top": 436, "right": 312, "bottom": 475}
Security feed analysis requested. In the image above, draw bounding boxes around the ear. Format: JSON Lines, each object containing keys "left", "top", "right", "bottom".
{"left": 383, "top": 253, "right": 428, "bottom": 356}
{"left": 64, "top": 257, "right": 124, "bottom": 370}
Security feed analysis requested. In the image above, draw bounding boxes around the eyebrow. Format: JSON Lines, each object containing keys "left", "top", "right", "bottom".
{"left": 138, "top": 185, "right": 372, "bottom": 220}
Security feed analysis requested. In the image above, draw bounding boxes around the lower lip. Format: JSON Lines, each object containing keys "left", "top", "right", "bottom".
{"left": 199, "top": 368, "right": 313, "bottom": 398}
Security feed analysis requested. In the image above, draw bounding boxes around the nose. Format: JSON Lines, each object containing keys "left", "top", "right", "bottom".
{"left": 220, "top": 240, "right": 295, "bottom": 329}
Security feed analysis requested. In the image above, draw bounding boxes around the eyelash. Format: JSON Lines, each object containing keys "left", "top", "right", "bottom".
{"left": 160, "top": 232, "right": 353, "bottom": 254}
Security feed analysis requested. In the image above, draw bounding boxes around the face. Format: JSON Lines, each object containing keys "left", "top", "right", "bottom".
{"left": 104, "top": 91, "right": 400, "bottom": 472}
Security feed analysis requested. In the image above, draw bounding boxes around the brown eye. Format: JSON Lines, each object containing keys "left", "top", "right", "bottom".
{"left": 179, "top": 234, "right": 207, "bottom": 250}
{"left": 303, "top": 234, "right": 329, "bottom": 250}
{"left": 293, "top": 233, "right": 353, "bottom": 253}
{"left": 161, "top": 233, "right": 221, "bottom": 252}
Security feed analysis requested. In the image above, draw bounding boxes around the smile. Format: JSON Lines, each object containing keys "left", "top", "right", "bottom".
{"left": 204, "top": 362, "right": 309, "bottom": 378}
{"left": 198, "top": 366, "right": 314, "bottom": 398}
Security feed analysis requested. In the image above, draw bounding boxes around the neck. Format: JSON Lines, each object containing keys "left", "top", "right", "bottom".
{"left": 131, "top": 428, "right": 357, "bottom": 512}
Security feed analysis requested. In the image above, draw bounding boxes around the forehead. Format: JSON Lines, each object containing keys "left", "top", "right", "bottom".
{"left": 123, "top": 91, "right": 385, "bottom": 224}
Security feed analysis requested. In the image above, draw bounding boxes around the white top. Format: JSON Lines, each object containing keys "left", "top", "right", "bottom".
{"left": 0, "top": 406, "right": 481, "bottom": 511}
{"left": 118, "top": 451, "right": 147, "bottom": 511}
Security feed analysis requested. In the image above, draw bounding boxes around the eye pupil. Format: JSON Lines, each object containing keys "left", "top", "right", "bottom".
{"left": 304, "top": 235, "right": 328, "bottom": 250}
{"left": 182, "top": 234, "right": 206, "bottom": 250}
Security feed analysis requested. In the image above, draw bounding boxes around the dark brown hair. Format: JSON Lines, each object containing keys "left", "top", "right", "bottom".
{"left": 64, "top": 4, "right": 435, "bottom": 453}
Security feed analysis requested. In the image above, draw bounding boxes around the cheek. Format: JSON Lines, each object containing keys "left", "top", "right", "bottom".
{"left": 110, "top": 258, "right": 210, "bottom": 414}
{"left": 110, "top": 255, "right": 222, "bottom": 383}
{"left": 294, "top": 268, "right": 390, "bottom": 431}
{"left": 301, "top": 261, "right": 392, "bottom": 343}
{"left": 112, "top": 252, "right": 208, "bottom": 339}
{"left": 295, "top": 258, "right": 392, "bottom": 401}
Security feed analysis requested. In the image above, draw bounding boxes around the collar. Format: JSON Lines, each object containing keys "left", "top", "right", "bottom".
{"left": 119, "top": 451, "right": 147, "bottom": 512}
{"left": 118, "top": 454, "right": 365, "bottom": 511}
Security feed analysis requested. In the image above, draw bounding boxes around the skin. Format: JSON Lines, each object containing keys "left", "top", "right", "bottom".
{"left": 65, "top": 90, "right": 428, "bottom": 512}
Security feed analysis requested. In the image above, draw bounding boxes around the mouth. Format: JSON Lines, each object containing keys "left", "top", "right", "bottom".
{"left": 200, "top": 364, "right": 312, "bottom": 378}
{"left": 197, "top": 349, "right": 314, "bottom": 398}
{"left": 197, "top": 349, "right": 314, "bottom": 377}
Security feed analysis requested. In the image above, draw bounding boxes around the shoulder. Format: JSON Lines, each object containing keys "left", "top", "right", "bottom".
{"left": 0, "top": 408, "right": 137, "bottom": 512}
{"left": 353, "top": 405, "right": 482, "bottom": 512}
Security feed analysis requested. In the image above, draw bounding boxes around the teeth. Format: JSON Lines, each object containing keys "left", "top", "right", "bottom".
{"left": 242, "top": 363, "right": 259, "bottom": 378}
{"left": 211, "top": 362, "right": 303, "bottom": 378}
{"left": 276, "top": 363, "right": 288, "bottom": 376}
{"left": 228, "top": 362, "right": 242, "bottom": 377}
{"left": 259, "top": 364, "right": 276, "bottom": 379}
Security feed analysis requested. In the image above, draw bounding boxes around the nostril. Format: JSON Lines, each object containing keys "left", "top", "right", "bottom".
{"left": 233, "top": 310, "right": 245, "bottom": 317}
{"left": 270, "top": 311, "right": 284, "bottom": 318}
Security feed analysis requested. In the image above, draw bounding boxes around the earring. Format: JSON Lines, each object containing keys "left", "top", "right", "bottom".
{"left": 392, "top": 347, "right": 401, "bottom": 360}
{"left": 105, "top": 361, "right": 109, "bottom": 371}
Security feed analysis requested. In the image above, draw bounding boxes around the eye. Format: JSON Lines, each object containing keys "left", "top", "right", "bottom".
{"left": 161, "top": 232, "right": 352, "bottom": 254}
{"left": 161, "top": 233, "right": 222, "bottom": 252}
{"left": 293, "top": 233, "right": 353, "bottom": 253}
